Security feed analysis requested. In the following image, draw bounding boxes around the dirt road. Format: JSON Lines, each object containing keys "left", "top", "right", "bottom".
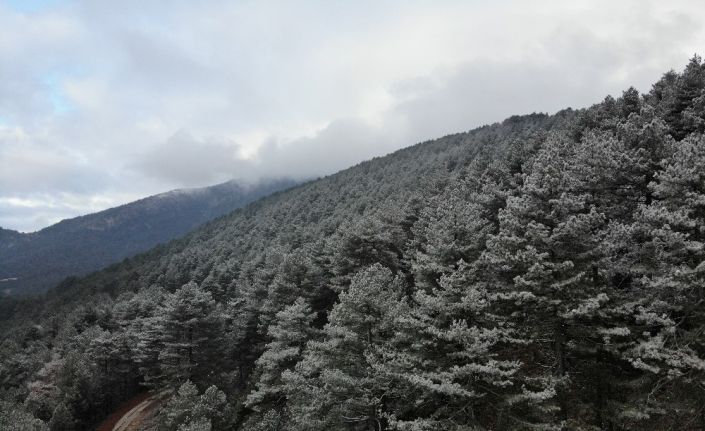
{"left": 96, "top": 393, "right": 160, "bottom": 431}
{"left": 112, "top": 395, "right": 159, "bottom": 431}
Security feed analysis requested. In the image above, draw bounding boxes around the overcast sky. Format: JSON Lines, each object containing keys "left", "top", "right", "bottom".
{"left": 1, "top": 0, "right": 704, "bottom": 232}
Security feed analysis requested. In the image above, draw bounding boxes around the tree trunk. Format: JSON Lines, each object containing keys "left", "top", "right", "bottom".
{"left": 555, "top": 322, "right": 568, "bottom": 421}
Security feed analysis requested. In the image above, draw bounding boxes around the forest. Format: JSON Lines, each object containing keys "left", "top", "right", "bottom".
{"left": 1, "top": 57, "right": 705, "bottom": 430}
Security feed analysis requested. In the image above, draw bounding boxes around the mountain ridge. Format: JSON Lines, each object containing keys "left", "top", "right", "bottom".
{"left": 0, "top": 178, "right": 298, "bottom": 296}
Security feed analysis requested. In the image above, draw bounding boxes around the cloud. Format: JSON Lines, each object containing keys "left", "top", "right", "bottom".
{"left": 258, "top": 118, "right": 390, "bottom": 179}
{"left": 136, "top": 130, "right": 241, "bottom": 186}
{"left": 0, "top": 191, "right": 140, "bottom": 232}
{"left": 1, "top": 0, "right": 705, "bottom": 231}
{"left": 0, "top": 125, "right": 110, "bottom": 194}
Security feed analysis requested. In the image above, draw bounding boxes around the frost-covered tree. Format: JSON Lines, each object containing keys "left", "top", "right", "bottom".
{"left": 283, "top": 264, "right": 406, "bottom": 430}
{"left": 0, "top": 401, "right": 48, "bottom": 431}
{"left": 410, "top": 177, "right": 494, "bottom": 291}
{"left": 662, "top": 55, "right": 705, "bottom": 140}
{"left": 607, "top": 135, "right": 705, "bottom": 427}
{"left": 380, "top": 260, "right": 529, "bottom": 430}
{"left": 620, "top": 87, "right": 641, "bottom": 119}
{"left": 157, "top": 380, "right": 229, "bottom": 431}
{"left": 258, "top": 250, "right": 321, "bottom": 329}
{"left": 329, "top": 212, "right": 409, "bottom": 287}
{"left": 245, "top": 297, "right": 319, "bottom": 426}
{"left": 156, "top": 282, "right": 222, "bottom": 389}
{"left": 483, "top": 133, "right": 616, "bottom": 427}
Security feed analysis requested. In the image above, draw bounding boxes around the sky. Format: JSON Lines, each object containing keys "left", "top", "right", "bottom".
{"left": 1, "top": 0, "right": 705, "bottom": 232}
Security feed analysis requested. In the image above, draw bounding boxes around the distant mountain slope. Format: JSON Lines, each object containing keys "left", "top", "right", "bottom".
{"left": 0, "top": 178, "right": 297, "bottom": 295}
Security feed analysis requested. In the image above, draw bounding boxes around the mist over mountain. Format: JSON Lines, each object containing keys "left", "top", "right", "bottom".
{"left": 0, "top": 178, "right": 297, "bottom": 296}
{"left": 3, "top": 1, "right": 703, "bottom": 233}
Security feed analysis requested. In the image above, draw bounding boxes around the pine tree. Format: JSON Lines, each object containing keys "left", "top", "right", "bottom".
{"left": 482, "top": 133, "right": 616, "bottom": 427}
{"left": 620, "top": 87, "right": 642, "bottom": 119}
{"left": 381, "top": 164, "right": 533, "bottom": 429}
{"left": 158, "top": 380, "right": 229, "bottom": 431}
{"left": 258, "top": 250, "right": 319, "bottom": 330}
{"left": 245, "top": 297, "right": 319, "bottom": 424}
{"left": 379, "top": 261, "right": 526, "bottom": 430}
{"left": 611, "top": 134, "right": 705, "bottom": 427}
{"left": 662, "top": 55, "right": 705, "bottom": 140}
{"left": 410, "top": 177, "right": 494, "bottom": 291}
{"left": 0, "top": 401, "right": 48, "bottom": 431}
{"left": 157, "top": 282, "right": 221, "bottom": 389}
{"left": 283, "top": 264, "right": 406, "bottom": 430}
{"left": 47, "top": 402, "right": 74, "bottom": 431}
{"left": 120, "top": 286, "right": 167, "bottom": 389}
{"left": 225, "top": 250, "right": 287, "bottom": 389}
{"left": 329, "top": 212, "right": 408, "bottom": 288}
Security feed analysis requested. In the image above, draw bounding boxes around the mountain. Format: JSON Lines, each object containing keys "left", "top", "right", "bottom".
{"left": 0, "top": 178, "right": 297, "bottom": 296}
{"left": 2, "top": 58, "right": 705, "bottom": 430}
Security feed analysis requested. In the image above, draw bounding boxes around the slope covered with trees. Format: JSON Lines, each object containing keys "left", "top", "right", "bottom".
{"left": 2, "top": 58, "right": 705, "bottom": 430}
{"left": 0, "top": 179, "right": 296, "bottom": 296}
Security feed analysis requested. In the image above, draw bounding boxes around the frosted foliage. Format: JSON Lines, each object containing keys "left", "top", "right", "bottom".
{"left": 2, "top": 59, "right": 705, "bottom": 430}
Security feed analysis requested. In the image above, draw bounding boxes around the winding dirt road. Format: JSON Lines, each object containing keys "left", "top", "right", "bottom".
{"left": 96, "top": 393, "right": 160, "bottom": 431}
{"left": 112, "top": 396, "right": 159, "bottom": 431}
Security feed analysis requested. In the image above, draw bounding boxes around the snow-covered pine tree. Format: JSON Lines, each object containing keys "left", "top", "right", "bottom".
{"left": 378, "top": 162, "right": 534, "bottom": 429}
{"left": 380, "top": 260, "right": 528, "bottom": 430}
{"left": 244, "top": 297, "right": 319, "bottom": 428}
{"left": 611, "top": 134, "right": 705, "bottom": 428}
{"left": 328, "top": 212, "right": 409, "bottom": 289}
{"left": 258, "top": 250, "right": 318, "bottom": 330}
{"left": 283, "top": 264, "right": 406, "bottom": 431}
{"left": 482, "top": 133, "right": 614, "bottom": 428}
{"left": 156, "top": 283, "right": 221, "bottom": 390}
{"left": 0, "top": 401, "right": 48, "bottom": 431}
{"left": 157, "top": 380, "right": 229, "bottom": 431}
{"left": 410, "top": 176, "right": 494, "bottom": 291}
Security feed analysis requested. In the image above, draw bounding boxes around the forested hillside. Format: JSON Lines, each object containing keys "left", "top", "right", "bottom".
{"left": 2, "top": 58, "right": 705, "bottom": 430}
{"left": 0, "top": 179, "right": 296, "bottom": 296}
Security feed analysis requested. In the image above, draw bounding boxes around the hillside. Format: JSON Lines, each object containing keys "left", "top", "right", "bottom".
{"left": 0, "top": 178, "right": 297, "bottom": 296}
{"left": 1, "top": 58, "right": 705, "bottom": 430}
